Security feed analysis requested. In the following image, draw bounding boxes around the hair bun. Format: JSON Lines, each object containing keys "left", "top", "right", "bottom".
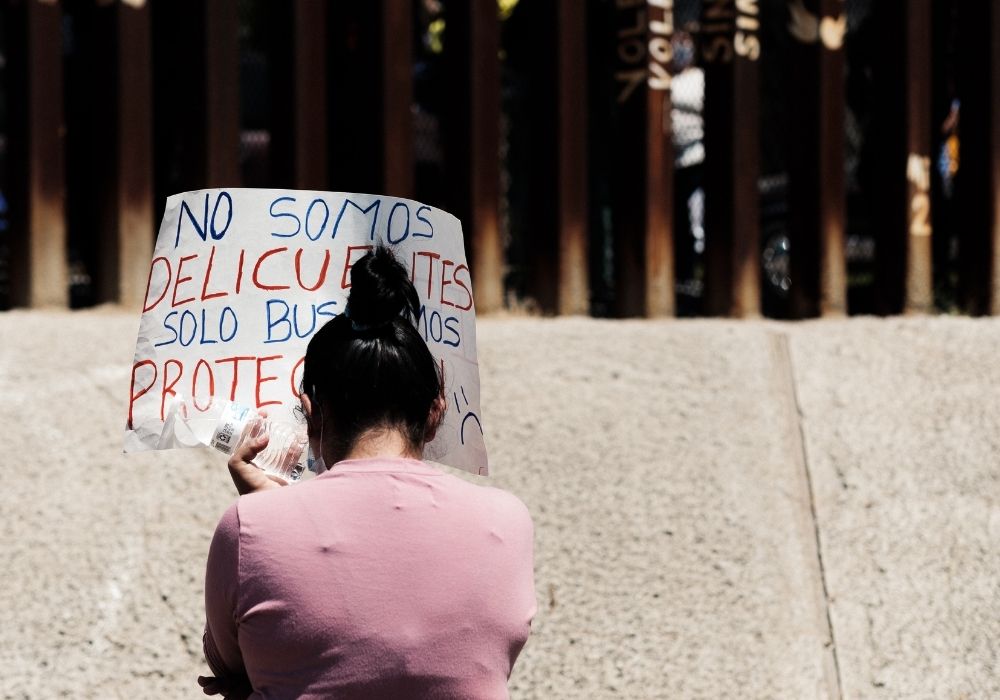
{"left": 345, "top": 246, "right": 421, "bottom": 329}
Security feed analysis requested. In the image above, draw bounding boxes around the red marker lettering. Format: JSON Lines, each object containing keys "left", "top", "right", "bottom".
{"left": 200, "top": 246, "right": 228, "bottom": 301}
{"left": 253, "top": 247, "right": 290, "bottom": 291}
{"left": 295, "top": 248, "right": 330, "bottom": 292}
{"left": 171, "top": 254, "right": 198, "bottom": 307}
{"left": 192, "top": 359, "right": 215, "bottom": 410}
{"left": 414, "top": 251, "right": 441, "bottom": 298}
{"left": 127, "top": 359, "right": 157, "bottom": 429}
{"left": 440, "top": 259, "right": 456, "bottom": 307}
{"left": 214, "top": 355, "right": 256, "bottom": 400}
{"left": 453, "top": 263, "right": 474, "bottom": 310}
{"left": 290, "top": 355, "right": 306, "bottom": 397}
{"left": 255, "top": 355, "right": 283, "bottom": 409}
{"left": 142, "top": 257, "right": 172, "bottom": 312}
{"left": 236, "top": 249, "right": 246, "bottom": 294}
{"left": 160, "top": 359, "right": 184, "bottom": 421}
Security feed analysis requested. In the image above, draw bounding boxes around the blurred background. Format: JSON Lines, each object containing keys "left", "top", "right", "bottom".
{"left": 0, "top": 0, "right": 995, "bottom": 319}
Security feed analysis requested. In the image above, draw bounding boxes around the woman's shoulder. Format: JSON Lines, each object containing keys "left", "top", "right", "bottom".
{"left": 228, "top": 459, "right": 533, "bottom": 533}
{"left": 478, "top": 482, "right": 532, "bottom": 521}
{"left": 208, "top": 500, "right": 241, "bottom": 555}
{"left": 436, "top": 470, "right": 534, "bottom": 527}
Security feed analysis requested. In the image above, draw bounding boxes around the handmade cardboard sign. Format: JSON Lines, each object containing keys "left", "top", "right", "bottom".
{"left": 124, "top": 189, "right": 487, "bottom": 475}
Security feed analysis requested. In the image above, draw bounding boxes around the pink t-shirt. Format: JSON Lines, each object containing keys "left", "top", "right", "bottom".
{"left": 203, "top": 457, "right": 536, "bottom": 699}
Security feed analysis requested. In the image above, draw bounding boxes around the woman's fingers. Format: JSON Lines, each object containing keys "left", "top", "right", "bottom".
{"left": 227, "top": 431, "right": 282, "bottom": 496}
{"left": 233, "top": 431, "right": 268, "bottom": 467}
{"left": 197, "top": 675, "right": 223, "bottom": 695}
{"left": 198, "top": 674, "right": 253, "bottom": 698}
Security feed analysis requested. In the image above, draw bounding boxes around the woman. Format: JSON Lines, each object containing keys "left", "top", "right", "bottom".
{"left": 198, "top": 247, "right": 536, "bottom": 699}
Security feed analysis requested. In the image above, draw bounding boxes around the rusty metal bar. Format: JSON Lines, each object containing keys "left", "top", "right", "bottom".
{"left": 786, "top": 0, "right": 847, "bottom": 317}
{"left": 610, "top": 0, "right": 674, "bottom": 317}
{"left": 992, "top": 0, "right": 1000, "bottom": 314}
{"left": 7, "top": 0, "right": 68, "bottom": 308}
{"left": 110, "top": 1, "right": 155, "bottom": 309}
{"left": 816, "top": 0, "right": 847, "bottom": 317}
{"left": 443, "top": 0, "right": 503, "bottom": 313}
{"left": 381, "top": 0, "right": 414, "bottom": 198}
{"left": 557, "top": 0, "right": 590, "bottom": 315}
{"left": 642, "top": 0, "right": 674, "bottom": 319}
{"left": 903, "top": 0, "right": 933, "bottom": 313}
{"left": 701, "top": 0, "right": 761, "bottom": 317}
{"left": 467, "top": 0, "right": 503, "bottom": 314}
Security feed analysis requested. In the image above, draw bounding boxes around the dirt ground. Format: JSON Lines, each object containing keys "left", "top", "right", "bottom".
{"left": 1, "top": 310, "right": 997, "bottom": 699}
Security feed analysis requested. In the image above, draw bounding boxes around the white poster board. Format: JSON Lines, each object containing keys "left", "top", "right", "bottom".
{"left": 124, "top": 189, "right": 487, "bottom": 475}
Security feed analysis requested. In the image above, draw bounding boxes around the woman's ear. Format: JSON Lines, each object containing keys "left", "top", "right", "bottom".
{"left": 300, "top": 392, "right": 318, "bottom": 436}
{"left": 423, "top": 393, "right": 447, "bottom": 444}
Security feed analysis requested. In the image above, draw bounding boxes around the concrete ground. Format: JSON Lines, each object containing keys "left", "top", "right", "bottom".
{"left": 0, "top": 310, "right": 996, "bottom": 699}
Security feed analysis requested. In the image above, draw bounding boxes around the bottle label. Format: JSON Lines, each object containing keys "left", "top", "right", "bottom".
{"left": 210, "top": 401, "right": 253, "bottom": 455}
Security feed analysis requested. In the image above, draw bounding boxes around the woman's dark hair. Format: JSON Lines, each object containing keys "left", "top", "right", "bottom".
{"left": 302, "top": 246, "right": 442, "bottom": 459}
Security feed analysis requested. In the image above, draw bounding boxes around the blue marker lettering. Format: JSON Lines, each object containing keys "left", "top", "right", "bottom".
{"left": 305, "top": 198, "right": 330, "bottom": 241}
{"left": 413, "top": 205, "right": 434, "bottom": 238}
{"left": 265, "top": 299, "right": 293, "bottom": 343}
{"left": 270, "top": 196, "right": 300, "bottom": 238}
{"left": 386, "top": 202, "right": 410, "bottom": 244}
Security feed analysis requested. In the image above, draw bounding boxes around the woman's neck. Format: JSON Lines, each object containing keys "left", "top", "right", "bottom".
{"left": 336, "top": 428, "right": 420, "bottom": 463}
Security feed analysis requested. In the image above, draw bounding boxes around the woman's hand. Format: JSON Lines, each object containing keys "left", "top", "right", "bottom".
{"left": 198, "top": 673, "right": 252, "bottom": 698}
{"left": 227, "top": 432, "right": 287, "bottom": 496}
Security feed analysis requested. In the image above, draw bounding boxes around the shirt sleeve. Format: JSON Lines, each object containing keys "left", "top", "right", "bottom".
{"left": 204, "top": 501, "right": 247, "bottom": 681}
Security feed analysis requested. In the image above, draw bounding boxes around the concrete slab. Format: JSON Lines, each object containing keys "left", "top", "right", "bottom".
{"left": 0, "top": 310, "right": 234, "bottom": 699}
{"left": 1, "top": 311, "right": 997, "bottom": 698}
{"left": 478, "top": 319, "right": 835, "bottom": 699}
{"left": 790, "top": 317, "right": 1000, "bottom": 700}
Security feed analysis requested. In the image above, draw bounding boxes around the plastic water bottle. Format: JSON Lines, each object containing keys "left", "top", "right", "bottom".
{"left": 161, "top": 395, "right": 307, "bottom": 483}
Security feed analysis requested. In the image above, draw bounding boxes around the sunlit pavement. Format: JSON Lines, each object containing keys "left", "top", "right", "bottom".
{"left": 1, "top": 310, "right": 997, "bottom": 699}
